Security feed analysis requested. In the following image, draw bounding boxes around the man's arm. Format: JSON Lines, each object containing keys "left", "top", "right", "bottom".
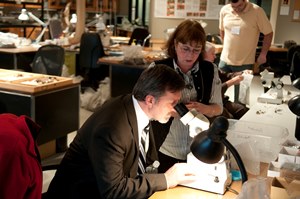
{"left": 219, "top": 29, "right": 225, "bottom": 41}
{"left": 257, "top": 32, "right": 273, "bottom": 65}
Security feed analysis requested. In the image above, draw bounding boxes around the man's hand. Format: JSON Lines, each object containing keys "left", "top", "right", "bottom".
{"left": 164, "top": 163, "right": 197, "bottom": 189}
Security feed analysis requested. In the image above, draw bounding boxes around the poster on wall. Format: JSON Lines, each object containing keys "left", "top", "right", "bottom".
{"left": 154, "top": 0, "right": 228, "bottom": 19}
{"left": 292, "top": 0, "right": 300, "bottom": 21}
{"left": 280, "top": 0, "right": 290, "bottom": 15}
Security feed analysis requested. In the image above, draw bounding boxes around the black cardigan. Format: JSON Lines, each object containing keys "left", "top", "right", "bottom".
{"left": 152, "top": 58, "right": 215, "bottom": 150}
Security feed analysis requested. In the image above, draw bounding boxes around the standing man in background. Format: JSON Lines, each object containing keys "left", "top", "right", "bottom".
{"left": 219, "top": 0, "right": 273, "bottom": 103}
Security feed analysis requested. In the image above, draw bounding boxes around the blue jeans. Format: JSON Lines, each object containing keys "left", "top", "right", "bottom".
{"left": 219, "top": 60, "right": 253, "bottom": 103}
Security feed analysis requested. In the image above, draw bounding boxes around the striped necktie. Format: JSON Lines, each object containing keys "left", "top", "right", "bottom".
{"left": 138, "top": 123, "right": 150, "bottom": 174}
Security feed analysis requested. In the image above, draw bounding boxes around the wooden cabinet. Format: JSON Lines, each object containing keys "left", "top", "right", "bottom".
{"left": 47, "top": 0, "right": 115, "bottom": 12}
{"left": 47, "top": 0, "right": 73, "bottom": 8}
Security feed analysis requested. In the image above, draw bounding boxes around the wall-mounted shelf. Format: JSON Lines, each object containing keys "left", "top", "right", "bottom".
{"left": 47, "top": 0, "right": 115, "bottom": 13}
{"left": 0, "top": 0, "right": 44, "bottom": 38}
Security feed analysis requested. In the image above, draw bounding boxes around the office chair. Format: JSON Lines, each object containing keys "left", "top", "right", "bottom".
{"left": 32, "top": 44, "right": 65, "bottom": 76}
{"left": 206, "top": 34, "right": 213, "bottom": 42}
{"left": 206, "top": 34, "right": 222, "bottom": 44}
{"left": 128, "top": 28, "right": 151, "bottom": 47}
{"left": 288, "top": 45, "right": 300, "bottom": 81}
{"left": 48, "top": 19, "right": 63, "bottom": 39}
{"left": 78, "top": 32, "right": 109, "bottom": 90}
{"left": 212, "top": 34, "right": 222, "bottom": 44}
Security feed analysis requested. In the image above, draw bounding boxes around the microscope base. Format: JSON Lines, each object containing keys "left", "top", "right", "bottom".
{"left": 257, "top": 88, "right": 283, "bottom": 104}
{"left": 180, "top": 153, "right": 232, "bottom": 195}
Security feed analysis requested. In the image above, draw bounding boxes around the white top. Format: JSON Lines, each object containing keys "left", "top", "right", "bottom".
{"left": 219, "top": 1, "right": 273, "bottom": 65}
{"left": 132, "top": 96, "right": 150, "bottom": 152}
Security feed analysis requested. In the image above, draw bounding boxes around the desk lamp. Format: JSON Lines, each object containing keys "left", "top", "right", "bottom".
{"left": 143, "top": 34, "right": 152, "bottom": 47}
{"left": 70, "top": 13, "right": 77, "bottom": 24}
{"left": 288, "top": 77, "right": 300, "bottom": 141}
{"left": 174, "top": 103, "right": 248, "bottom": 184}
{"left": 18, "top": 9, "right": 47, "bottom": 43}
{"left": 18, "top": 9, "right": 29, "bottom": 21}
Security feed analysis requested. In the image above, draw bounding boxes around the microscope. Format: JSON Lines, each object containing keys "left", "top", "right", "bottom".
{"left": 174, "top": 103, "right": 232, "bottom": 194}
{"left": 258, "top": 69, "right": 284, "bottom": 104}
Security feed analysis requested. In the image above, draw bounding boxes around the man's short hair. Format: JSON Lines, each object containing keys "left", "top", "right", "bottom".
{"left": 133, "top": 64, "right": 185, "bottom": 101}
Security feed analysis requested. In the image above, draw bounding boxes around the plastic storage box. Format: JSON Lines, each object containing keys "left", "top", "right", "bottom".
{"left": 227, "top": 119, "right": 289, "bottom": 163}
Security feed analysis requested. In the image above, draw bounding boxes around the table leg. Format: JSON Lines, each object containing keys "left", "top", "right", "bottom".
{"left": 13, "top": 54, "right": 18, "bottom": 70}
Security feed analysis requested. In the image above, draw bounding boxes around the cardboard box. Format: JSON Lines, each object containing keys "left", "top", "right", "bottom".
{"left": 280, "top": 162, "right": 300, "bottom": 180}
{"left": 267, "top": 161, "right": 281, "bottom": 177}
{"left": 278, "top": 147, "right": 300, "bottom": 165}
{"left": 268, "top": 161, "right": 300, "bottom": 179}
{"left": 282, "top": 140, "right": 300, "bottom": 148}
{"left": 271, "top": 177, "right": 300, "bottom": 199}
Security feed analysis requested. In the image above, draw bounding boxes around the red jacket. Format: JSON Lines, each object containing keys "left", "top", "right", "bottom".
{"left": 0, "top": 113, "right": 42, "bottom": 199}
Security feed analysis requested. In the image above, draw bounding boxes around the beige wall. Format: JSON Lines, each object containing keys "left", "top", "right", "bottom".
{"left": 274, "top": 0, "right": 300, "bottom": 44}
{"left": 117, "top": 0, "right": 129, "bottom": 15}
{"left": 148, "top": 1, "right": 219, "bottom": 40}
{"left": 149, "top": 0, "right": 300, "bottom": 45}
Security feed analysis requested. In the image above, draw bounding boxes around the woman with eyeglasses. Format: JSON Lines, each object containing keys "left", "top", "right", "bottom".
{"left": 150, "top": 19, "right": 223, "bottom": 173}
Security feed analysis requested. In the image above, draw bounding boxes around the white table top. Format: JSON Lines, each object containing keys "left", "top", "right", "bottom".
{"left": 0, "top": 44, "right": 40, "bottom": 54}
{"left": 240, "top": 84, "right": 299, "bottom": 141}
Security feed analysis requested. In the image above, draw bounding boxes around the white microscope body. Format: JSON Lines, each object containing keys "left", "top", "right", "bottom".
{"left": 258, "top": 69, "right": 284, "bottom": 104}
{"left": 178, "top": 109, "right": 232, "bottom": 194}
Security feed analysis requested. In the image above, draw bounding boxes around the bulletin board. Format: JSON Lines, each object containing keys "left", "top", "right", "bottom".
{"left": 154, "top": 0, "right": 228, "bottom": 20}
{"left": 292, "top": 0, "right": 300, "bottom": 21}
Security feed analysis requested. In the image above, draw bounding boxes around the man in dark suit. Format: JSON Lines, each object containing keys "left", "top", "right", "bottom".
{"left": 45, "top": 64, "right": 197, "bottom": 199}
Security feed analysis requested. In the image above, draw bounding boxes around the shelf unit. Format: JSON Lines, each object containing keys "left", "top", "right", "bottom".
{"left": 46, "top": 0, "right": 118, "bottom": 32}
{"left": 0, "top": 0, "right": 44, "bottom": 38}
{"left": 47, "top": 0, "right": 116, "bottom": 13}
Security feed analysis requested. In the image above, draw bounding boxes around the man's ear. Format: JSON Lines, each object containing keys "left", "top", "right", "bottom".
{"left": 145, "top": 95, "right": 155, "bottom": 107}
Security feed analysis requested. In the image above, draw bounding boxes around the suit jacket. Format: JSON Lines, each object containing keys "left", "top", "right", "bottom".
{"left": 46, "top": 95, "right": 167, "bottom": 199}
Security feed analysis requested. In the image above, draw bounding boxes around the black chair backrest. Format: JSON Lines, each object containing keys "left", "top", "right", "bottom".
{"left": 212, "top": 34, "right": 223, "bottom": 44}
{"left": 32, "top": 44, "right": 65, "bottom": 76}
{"left": 206, "top": 34, "right": 222, "bottom": 44}
{"left": 288, "top": 45, "right": 300, "bottom": 81}
{"left": 128, "top": 28, "right": 150, "bottom": 47}
{"left": 206, "top": 34, "right": 213, "bottom": 42}
{"left": 79, "top": 32, "right": 105, "bottom": 69}
{"left": 49, "top": 19, "right": 63, "bottom": 39}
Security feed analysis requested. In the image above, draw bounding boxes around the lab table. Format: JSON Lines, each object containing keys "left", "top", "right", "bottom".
{"left": 0, "top": 69, "right": 80, "bottom": 152}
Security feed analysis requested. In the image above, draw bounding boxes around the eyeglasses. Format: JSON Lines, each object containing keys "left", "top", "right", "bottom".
{"left": 177, "top": 43, "right": 202, "bottom": 55}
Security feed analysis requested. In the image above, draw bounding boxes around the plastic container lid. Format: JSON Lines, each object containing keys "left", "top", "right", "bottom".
{"left": 226, "top": 119, "right": 289, "bottom": 163}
